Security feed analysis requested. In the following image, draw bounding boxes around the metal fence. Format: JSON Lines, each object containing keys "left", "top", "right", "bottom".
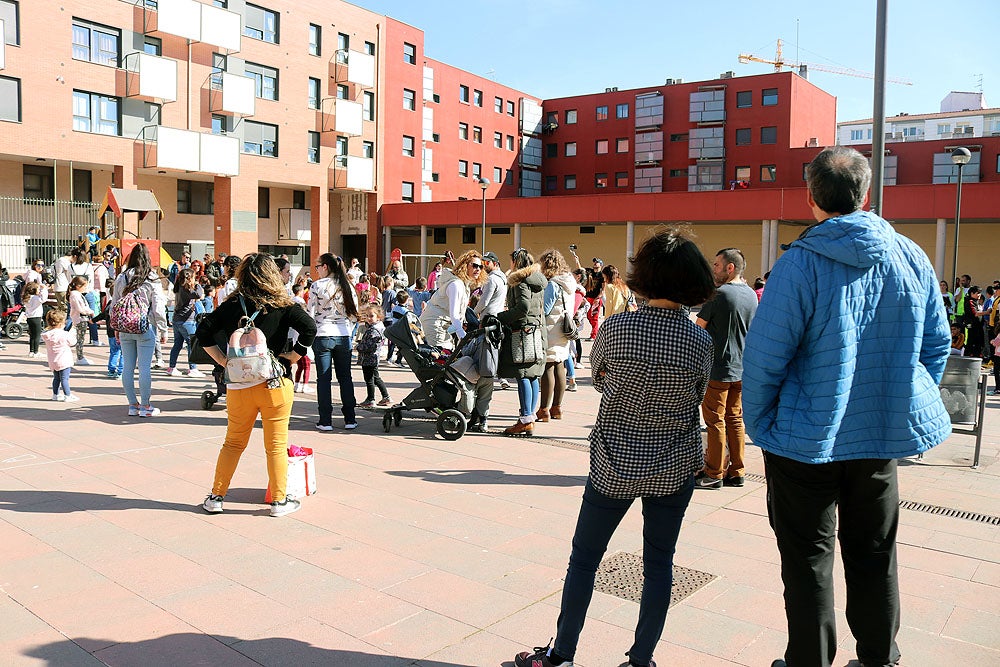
{"left": 0, "top": 197, "right": 102, "bottom": 273}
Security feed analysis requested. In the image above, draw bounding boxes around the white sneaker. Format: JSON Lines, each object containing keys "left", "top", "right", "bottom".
{"left": 315, "top": 424, "right": 334, "bottom": 432}
{"left": 77, "top": 357, "right": 92, "bottom": 366}
{"left": 52, "top": 394, "right": 62, "bottom": 401}
{"left": 128, "top": 405, "right": 140, "bottom": 416}
{"left": 344, "top": 422, "right": 358, "bottom": 430}
{"left": 202, "top": 494, "right": 224, "bottom": 514}
{"left": 301, "top": 385, "right": 313, "bottom": 394}
{"left": 166, "top": 367, "right": 182, "bottom": 377}
{"left": 293, "top": 382, "right": 302, "bottom": 393}
{"left": 269, "top": 497, "right": 301, "bottom": 517}
{"left": 186, "top": 369, "right": 206, "bottom": 378}
{"left": 139, "top": 406, "right": 160, "bottom": 417}
{"left": 64, "top": 395, "right": 80, "bottom": 403}
{"left": 153, "top": 361, "right": 165, "bottom": 369}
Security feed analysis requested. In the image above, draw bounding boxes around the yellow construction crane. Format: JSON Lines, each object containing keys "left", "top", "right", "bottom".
{"left": 738, "top": 39, "right": 912, "bottom": 85}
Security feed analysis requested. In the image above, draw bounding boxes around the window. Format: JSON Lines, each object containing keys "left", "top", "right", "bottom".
{"left": 71, "top": 19, "right": 120, "bottom": 67}
{"left": 507, "top": 100, "right": 515, "bottom": 116}
{"left": 335, "top": 135, "right": 348, "bottom": 158}
{"left": 546, "top": 112, "right": 558, "bottom": 125}
{"left": 473, "top": 89, "right": 482, "bottom": 107}
{"left": 762, "top": 88, "right": 778, "bottom": 106}
{"left": 403, "top": 42, "right": 416, "bottom": 64}
{"left": 337, "top": 84, "right": 348, "bottom": 100}
{"left": 472, "top": 126, "right": 482, "bottom": 143}
{"left": 545, "top": 175, "right": 557, "bottom": 191}
{"left": 566, "top": 109, "right": 577, "bottom": 124}
{"left": 668, "top": 169, "right": 687, "bottom": 177}
{"left": 803, "top": 163, "right": 810, "bottom": 180}
{"left": 595, "top": 173, "right": 608, "bottom": 188}
{"left": 760, "top": 126, "right": 777, "bottom": 144}
{"left": 459, "top": 122, "right": 468, "bottom": 140}
{"left": 565, "top": 175, "right": 576, "bottom": 190}
{"left": 177, "top": 180, "right": 214, "bottom": 215}
{"left": 211, "top": 114, "right": 226, "bottom": 135}
{"left": 462, "top": 228, "right": 475, "bottom": 244}
{"left": 459, "top": 85, "right": 469, "bottom": 103}
{"left": 494, "top": 131, "right": 502, "bottom": 148}
{"left": 506, "top": 135, "right": 514, "bottom": 151}
{"left": 243, "top": 120, "right": 278, "bottom": 157}
{"left": 459, "top": 160, "right": 468, "bottom": 177}
{"left": 362, "top": 141, "right": 374, "bottom": 158}
{"left": 144, "top": 102, "right": 161, "bottom": 124}
{"left": 433, "top": 228, "right": 447, "bottom": 244}
{"left": 616, "top": 103, "right": 629, "bottom": 119}
{"left": 23, "top": 165, "right": 53, "bottom": 199}
{"left": 72, "top": 90, "right": 119, "bottom": 136}
{"left": 307, "top": 131, "right": 320, "bottom": 163}
{"left": 615, "top": 171, "right": 628, "bottom": 187}
{"left": 72, "top": 169, "right": 92, "bottom": 203}
{"left": 213, "top": 0, "right": 227, "bottom": 7}
{"left": 736, "top": 91, "right": 752, "bottom": 108}
{"left": 336, "top": 33, "right": 349, "bottom": 63}
{"left": 616, "top": 138, "right": 629, "bottom": 153}
{"left": 937, "top": 123, "right": 951, "bottom": 136}
{"left": 402, "top": 182, "right": 414, "bottom": 202}
{"left": 669, "top": 133, "right": 688, "bottom": 142}
{"left": 494, "top": 166, "right": 503, "bottom": 182}
{"left": 364, "top": 41, "right": 375, "bottom": 56}
{"left": 293, "top": 190, "right": 306, "bottom": 209}
{"left": 402, "top": 88, "right": 415, "bottom": 110}
{"left": 143, "top": 36, "right": 162, "bottom": 56}
{"left": 0, "top": 76, "right": 21, "bottom": 122}
{"left": 402, "top": 135, "right": 415, "bottom": 157}
{"left": 472, "top": 163, "right": 481, "bottom": 179}
{"left": 495, "top": 97, "right": 503, "bottom": 113}
{"left": 308, "top": 24, "right": 321, "bottom": 56}
{"left": 210, "top": 52, "right": 226, "bottom": 88}
{"left": 760, "top": 165, "right": 777, "bottom": 182}
{"left": 850, "top": 129, "right": 865, "bottom": 141}
{"left": 735, "top": 128, "right": 751, "bottom": 145}
{"left": 245, "top": 62, "right": 278, "bottom": 100}
{"left": 546, "top": 143, "right": 557, "bottom": 158}
{"left": 735, "top": 166, "right": 750, "bottom": 181}
{"left": 1, "top": 0, "right": 20, "bottom": 46}
{"left": 596, "top": 105, "right": 608, "bottom": 121}
{"left": 308, "top": 77, "right": 320, "bottom": 109}
{"left": 258, "top": 187, "right": 270, "bottom": 218}
{"left": 244, "top": 3, "right": 278, "bottom": 43}
{"left": 595, "top": 139, "right": 609, "bottom": 155}
{"left": 565, "top": 142, "right": 576, "bottom": 157}
{"left": 362, "top": 91, "right": 375, "bottom": 120}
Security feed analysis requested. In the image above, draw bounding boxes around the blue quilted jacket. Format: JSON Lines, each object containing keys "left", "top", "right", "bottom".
{"left": 742, "top": 210, "right": 951, "bottom": 463}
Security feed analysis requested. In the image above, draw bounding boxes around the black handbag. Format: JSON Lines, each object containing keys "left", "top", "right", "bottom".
{"left": 511, "top": 325, "right": 544, "bottom": 364}
{"left": 561, "top": 290, "right": 580, "bottom": 341}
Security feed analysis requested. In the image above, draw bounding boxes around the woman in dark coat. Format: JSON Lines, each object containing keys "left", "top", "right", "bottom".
{"left": 497, "top": 248, "right": 548, "bottom": 437}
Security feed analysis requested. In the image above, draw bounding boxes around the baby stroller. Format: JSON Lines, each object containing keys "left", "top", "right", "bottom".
{"left": 0, "top": 277, "right": 24, "bottom": 339}
{"left": 382, "top": 312, "right": 501, "bottom": 440}
{"left": 188, "top": 313, "right": 227, "bottom": 409}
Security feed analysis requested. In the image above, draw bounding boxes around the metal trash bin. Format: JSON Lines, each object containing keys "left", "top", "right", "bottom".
{"left": 939, "top": 356, "right": 982, "bottom": 424}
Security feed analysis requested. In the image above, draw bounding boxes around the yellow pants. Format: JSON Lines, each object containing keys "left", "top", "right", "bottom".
{"left": 211, "top": 378, "right": 294, "bottom": 503}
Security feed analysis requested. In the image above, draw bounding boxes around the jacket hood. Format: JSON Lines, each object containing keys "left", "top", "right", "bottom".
{"left": 550, "top": 272, "right": 577, "bottom": 294}
{"left": 508, "top": 264, "right": 545, "bottom": 290}
{"left": 787, "top": 210, "right": 893, "bottom": 269}
{"left": 435, "top": 267, "right": 462, "bottom": 291}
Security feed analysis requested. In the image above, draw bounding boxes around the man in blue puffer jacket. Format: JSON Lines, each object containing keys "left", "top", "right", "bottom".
{"left": 743, "top": 146, "right": 951, "bottom": 667}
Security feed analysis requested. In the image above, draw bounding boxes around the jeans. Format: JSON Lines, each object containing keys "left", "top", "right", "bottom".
{"left": 516, "top": 377, "right": 540, "bottom": 417}
{"left": 108, "top": 335, "right": 123, "bottom": 374}
{"left": 565, "top": 355, "right": 576, "bottom": 379}
{"left": 554, "top": 479, "right": 694, "bottom": 665}
{"left": 313, "top": 335, "right": 356, "bottom": 425}
{"left": 764, "top": 452, "right": 901, "bottom": 667}
{"left": 85, "top": 291, "right": 100, "bottom": 343}
{"left": 51, "top": 368, "right": 71, "bottom": 396}
{"left": 700, "top": 380, "right": 746, "bottom": 479}
{"left": 120, "top": 327, "right": 157, "bottom": 407}
{"left": 168, "top": 320, "right": 197, "bottom": 370}
{"left": 212, "top": 378, "right": 294, "bottom": 503}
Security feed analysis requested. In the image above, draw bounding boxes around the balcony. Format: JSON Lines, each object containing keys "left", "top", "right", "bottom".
{"left": 136, "top": 0, "right": 240, "bottom": 52}
{"left": 0, "top": 19, "right": 5, "bottom": 70}
{"left": 118, "top": 52, "right": 177, "bottom": 103}
{"left": 208, "top": 72, "right": 255, "bottom": 117}
{"left": 331, "top": 50, "right": 376, "bottom": 89}
{"left": 135, "top": 126, "right": 239, "bottom": 176}
{"left": 330, "top": 155, "right": 374, "bottom": 191}
{"left": 320, "top": 98, "right": 363, "bottom": 135}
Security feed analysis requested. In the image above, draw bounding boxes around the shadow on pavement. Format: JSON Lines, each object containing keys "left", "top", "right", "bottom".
{"left": 386, "top": 469, "right": 585, "bottom": 487}
{"left": 23, "top": 633, "right": 486, "bottom": 666}
{"left": 0, "top": 489, "right": 264, "bottom": 515}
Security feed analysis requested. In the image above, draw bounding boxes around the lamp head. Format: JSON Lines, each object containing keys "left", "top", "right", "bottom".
{"left": 478, "top": 178, "right": 490, "bottom": 191}
{"left": 951, "top": 147, "right": 972, "bottom": 165}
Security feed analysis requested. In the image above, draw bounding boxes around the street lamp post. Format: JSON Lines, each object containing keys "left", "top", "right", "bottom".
{"left": 950, "top": 147, "right": 972, "bottom": 284}
{"left": 478, "top": 177, "right": 490, "bottom": 255}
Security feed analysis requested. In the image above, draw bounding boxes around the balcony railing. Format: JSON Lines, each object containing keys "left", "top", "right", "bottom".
{"left": 330, "top": 155, "right": 374, "bottom": 191}
{"left": 208, "top": 72, "right": 255, "bottom": 117}
{"left": 119, "top": 52, "right": 177, "bottom": 102}
{"left": 320, "top": 98, "right": 363, "bottom": 135}
{"left": 135, "top": 0, "right": 241, "bottom": 52}
{"left": 135, "top": 125, "right": 239, "bottom": 176}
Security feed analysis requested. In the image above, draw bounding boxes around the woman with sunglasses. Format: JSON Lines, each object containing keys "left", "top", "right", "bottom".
{"left": 309, "top": 253, "right": 360, "bottom": 431}
{"left": 24, "top": 259, "right": 46, "bottom": 286}
{"left": 419, "top": 250, "right": 487, "bottom": 348}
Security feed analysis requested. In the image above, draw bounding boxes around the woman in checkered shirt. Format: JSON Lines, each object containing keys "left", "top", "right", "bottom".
{"left": 514, "top": 228, "right": 716, "bottom": 667}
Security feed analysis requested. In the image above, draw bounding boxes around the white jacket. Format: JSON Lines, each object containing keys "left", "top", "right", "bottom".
{"left": 308, "top": 277, "right": 357, "bottom": 337}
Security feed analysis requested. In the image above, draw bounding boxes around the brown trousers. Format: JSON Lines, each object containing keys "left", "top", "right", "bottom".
{"left": 700, "top": 380, "right": 745, "bottom": 479}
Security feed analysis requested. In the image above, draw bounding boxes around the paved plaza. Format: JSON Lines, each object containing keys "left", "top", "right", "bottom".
{"left": 1, "top": 336, "right": 999, "bottom": 666}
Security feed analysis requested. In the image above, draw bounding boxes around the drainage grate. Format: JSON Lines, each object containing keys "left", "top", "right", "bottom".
{"left": 593, "top": 551, "right": 716, "bottom": 607}
{"left": 531, "top": 435, "right": 590, "bottom": 452}
{"left": 745, "top": 472, "right": 767, "bottom": 483}
{"left": 898, "top": 500, "right": 1000, "bottom": 526}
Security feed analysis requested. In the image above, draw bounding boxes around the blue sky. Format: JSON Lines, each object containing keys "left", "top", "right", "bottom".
{"left": 362, "top": 0, "right": 998, "bottom": 122}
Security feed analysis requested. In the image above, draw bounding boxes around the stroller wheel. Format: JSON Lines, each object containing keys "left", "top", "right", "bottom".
{"left": 201, "top": 390, "right": 215, "bottom": 410}
{"left": 5, "top": 322, "right": 23, "bottom": 339}
{"left": 436, "top": 409, "right": 467, "bottom": 441}
{"left": 382, "top": 411, "right": 392, "bottom": 433}
{"left": 393, "top": 410, "right": 403, "bottom": 426}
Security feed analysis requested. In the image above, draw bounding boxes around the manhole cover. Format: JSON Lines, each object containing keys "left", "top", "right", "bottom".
{"left": 594, "top": 551, "right": 716, "bottom": 606}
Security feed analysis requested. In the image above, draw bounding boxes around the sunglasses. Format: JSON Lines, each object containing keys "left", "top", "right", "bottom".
{"left": 469, "top": 263, "right": 483, "bottom": 269}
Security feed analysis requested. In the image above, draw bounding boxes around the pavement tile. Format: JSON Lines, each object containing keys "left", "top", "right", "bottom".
{"left": 1, "top": 551, "right": 110, "bottom": 604}
{"left": 417, "top": 630, "right": 527, "bottom": 667}
{"left": 8, "top": 630, "right": 108, "bottom": 666}
{"left": 300, "top": 540, "right": 433, "bottom": 590}
{"left": 941, "top": 606, "right": 1000, "bottom": 649}
{"left": 896, "top": 625, "right": 1000, "bottom": 666}
{"left": 94, "top": 631, "right": 261, "bottom": 666}
{"left": 153, "top": 579, "right": 293, "bottom": 643}
{"left": 382, "top": 570, "right": 533, "bottom": 629}
{"left": 361, "top": 609, "right": 479, "bottom": 659}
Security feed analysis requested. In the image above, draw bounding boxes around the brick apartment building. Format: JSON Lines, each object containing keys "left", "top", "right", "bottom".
{"left": 1, "top": 0, "right": 998, "bottom": 282}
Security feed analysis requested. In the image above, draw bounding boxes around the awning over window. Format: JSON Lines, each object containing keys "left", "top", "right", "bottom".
{"left": 98, "top": 187, "right": 163, "bottom": 221}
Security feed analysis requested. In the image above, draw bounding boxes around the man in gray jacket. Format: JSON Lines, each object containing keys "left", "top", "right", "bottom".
{"left": 470, "top": 251, "right": 508, "bottom": 430}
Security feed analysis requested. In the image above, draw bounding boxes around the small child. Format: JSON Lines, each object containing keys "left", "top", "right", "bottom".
{"left": 387, "top": 290, "right": 411, "bottom": 365}
{"left": 23, "top": 281, "right": 48, "bottom": 358}
{"left": 357, "top": 305, "right": 391, "bottom": 408}
{"left": 92, "top": 281, "right": 123, "bottom": 378}
{"left": 291, "top": 284, "right": 312, "bottom": 393}
{"left": 408, "top": 276, "right": 431, "bottom": 316}
{"left": 41, "top": 309, "right": 79, "bottom": 402}
{"left": 355, "top": 273, "right": 372, "bottom": 305}
{"left": 67, "top": 275, "right": 94, "bottom": 365}
{"left": 951, "top": 323, "right": 965, "bottom": 356}
{"left": 196, "top": 284, "right": 216, "bottom": 315}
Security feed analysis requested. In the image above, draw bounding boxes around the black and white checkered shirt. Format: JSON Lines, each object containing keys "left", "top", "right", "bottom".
{"left": 589, "top": 306, "right": 713, "bottom": 498}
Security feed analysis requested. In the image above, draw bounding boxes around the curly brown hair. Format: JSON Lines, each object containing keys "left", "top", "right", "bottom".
{"left": 538, "top": 248, "right": 570, "bottom": 278}
{"left": 453, "top": 250, "right": 487, "bottom": 288}
{"left": 230, "top": 253, "right": 293, "bottom": 311}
